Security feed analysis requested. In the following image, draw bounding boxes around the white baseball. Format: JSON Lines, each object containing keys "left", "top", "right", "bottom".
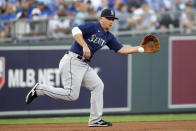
{"left": 138, "top": 47, "right": 144, "bottom": 53}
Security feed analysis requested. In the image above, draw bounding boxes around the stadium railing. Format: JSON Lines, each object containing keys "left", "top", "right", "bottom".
{"left": 0, "top": 11, "right": 196, "bottom": 44}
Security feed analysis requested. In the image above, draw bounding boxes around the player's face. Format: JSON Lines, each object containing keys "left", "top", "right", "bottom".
{"left": 100, "top": 17, "right": 115, "bottom": 31}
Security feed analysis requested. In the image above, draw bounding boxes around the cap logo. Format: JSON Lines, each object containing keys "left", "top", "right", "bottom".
{"left": 111, "top": 10, "right": 114, "bottom": 15}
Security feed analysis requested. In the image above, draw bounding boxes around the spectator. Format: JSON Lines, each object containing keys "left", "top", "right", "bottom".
{"left": 16, "top": 0, "right": 32, "bottom": 19}
{"left": 91, "top": 0, "right": 102, "bottom": 11}
{"left": 28, "top": 0, "right": 35, "bottom": 8}
{"left": 108, "top": 0, "right": 127, "bottom": 9}
{"left": 14, "top": 0, "right": 32, "bottom": 37}
{"left": 127, "top": 0, "right": 143, "bottom": 10}
{"left": 31, "top": 8, "right": 41, "bottom": 20}
{"left": 47, "top": 0, "right": 70, "bottom": 14}
{"left": 0, "top": 23, "right": 9, "bottom": 39}
{"left": 28, "top": 8, "right": 47, "bottom": 36}
{"left": 112, "top": 0, "right": 124, "bottom": 10}
{"left": 158, "top": 0, "right": 180, "bottom": 30}
{"left": 84, "top": 0, "right": 92, "bottom": 9}
{"left": 127, "top": 2, "right": 137, "bottom": 14}
{"left": 131, "top": 1, "right": 157, "bottom": 31}
{"left": 181, "top": 0, "right": 196, "bottom": 34}
{"left": 163, "top": 0, "right": 173, "bottom": 9}
{"left": 85, "top": 7, "right": 97, "bottom": 22}
{"left": 193, "top": 0, "right": 196, "bottom": 10}
{"left": 45, "top": 0, "right": 58, "bottom": 12}
{"left": 55, "top": 1, "right": 70, "bottom": 17}
{"left": 88, "top": 7, "right": 96, "bottom": 17}
{"left": 32, "top": 0, "right": 54, "bottom": 19}
{"left": 127, "top": 0, "right": 143, "bottom": 20}
{"left": 96, "top": 0, "right": 109, "bottom": 16}
{"left": 173, "top": 0, "right": 185, "bottom": 11}
{"left": 69, "top": 0, "right": 81, "bottom": 16}
{"left": 0, "top": 1, "right": 7, "bottom": 39}
{"left": 0, "top": 2, "right": 17, "bottom": 38}
{"left": 158, "top": 10, "right": 173, "bottom": 30}
{"left": 0, "top": 0, "right": 6, "bottom": 13}
{"left": 7, "top": 0, "right": 18, "bottom": 4}
{"left": 116, "top": 3, "right": 130, "bottom": 31}
{"left": 0, "top": 2, "right": 17, "bottom": 20}
{"left": 74, "top": 2, "right": 88, "bottom": 25}
{"left": 145, "top": 0, "right": 165, "bottom": 12}
{"left": 48, "top": 7, "right": 72, "bottom": 38}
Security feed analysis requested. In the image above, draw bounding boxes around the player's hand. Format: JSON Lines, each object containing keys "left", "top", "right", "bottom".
{"left": 83, "top": 46, "right": 91, "bottom": 59}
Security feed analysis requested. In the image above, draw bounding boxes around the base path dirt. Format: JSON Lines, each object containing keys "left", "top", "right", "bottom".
{"left": 1, "top": 121, "right": 196, "bottom": 131}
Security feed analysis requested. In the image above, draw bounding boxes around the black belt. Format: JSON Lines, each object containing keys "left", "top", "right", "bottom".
{"left": 77, "top": 55, "right": 90, "bottom": 62}
{"left": 67, "top": 51, "right": 90, "bottom": 62}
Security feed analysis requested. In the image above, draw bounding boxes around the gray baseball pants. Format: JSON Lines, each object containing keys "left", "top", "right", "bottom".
{"left": 35, "top": 52, "right": 104, "bottom": 124}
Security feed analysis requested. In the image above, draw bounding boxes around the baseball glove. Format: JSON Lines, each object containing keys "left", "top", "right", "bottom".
{"left": 140, "top": 34, "right": 159, "bottom": 53}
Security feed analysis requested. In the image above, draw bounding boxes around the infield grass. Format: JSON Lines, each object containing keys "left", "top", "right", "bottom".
{"left": 0, "top": 113, "right": 196, "bottom": 125}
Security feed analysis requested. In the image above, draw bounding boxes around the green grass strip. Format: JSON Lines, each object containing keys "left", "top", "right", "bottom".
{"left": 102, "top": 113, "right": 196, "bottom": 122}
{"left": 0, "top": 113, "right": 196, "bottom": 125}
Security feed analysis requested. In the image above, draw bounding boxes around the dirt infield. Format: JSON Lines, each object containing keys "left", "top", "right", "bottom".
{"left": 1, "top": 121, "right": 196, "bottom": 131}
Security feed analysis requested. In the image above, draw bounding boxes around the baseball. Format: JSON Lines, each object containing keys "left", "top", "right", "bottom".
{"left": 138, "top": 47, "right": 144, "bottom": 53}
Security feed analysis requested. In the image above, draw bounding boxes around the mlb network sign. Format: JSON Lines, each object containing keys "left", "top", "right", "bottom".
{"left": 0, "top": 46, "right": 129, "bottom": 116}
{"left": 0, "top": 49, "right": 63, "bottom": 90}
{"left": 8, "top": 68, "right": 60, "bottom": 88}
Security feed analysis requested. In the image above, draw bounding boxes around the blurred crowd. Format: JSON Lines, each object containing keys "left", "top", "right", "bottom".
{"left": 0, "top": 0, "right": 196, "bottom": 39}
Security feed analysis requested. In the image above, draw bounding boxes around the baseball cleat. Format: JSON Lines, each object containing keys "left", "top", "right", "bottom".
{"left": 88, "top": 119, "right": 112, "bottom": 127}
{"left": 25, "top": 83, "right": 39, "bottom": 104}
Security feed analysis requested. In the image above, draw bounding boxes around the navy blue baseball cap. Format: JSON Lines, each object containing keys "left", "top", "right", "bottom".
{"left": 101, "top": 8, "right": 118, "bottom": 20}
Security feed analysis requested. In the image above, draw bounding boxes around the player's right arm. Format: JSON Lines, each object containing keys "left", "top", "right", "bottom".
{"left": 72, "top": 27, "right": 91, "bottom": 59}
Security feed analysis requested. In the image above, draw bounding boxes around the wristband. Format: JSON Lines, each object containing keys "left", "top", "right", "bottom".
{"left": 72, "top": 27, "right": 82, "bottom": 37}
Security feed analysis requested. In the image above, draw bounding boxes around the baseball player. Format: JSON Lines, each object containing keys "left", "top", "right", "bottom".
{"left": 26, "top": 8, "right": 145, "bottom": 127}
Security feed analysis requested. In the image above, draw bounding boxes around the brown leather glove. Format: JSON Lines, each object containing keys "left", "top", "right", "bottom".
{"left": 140, "top": 34, "right": 160, "bottom": 53}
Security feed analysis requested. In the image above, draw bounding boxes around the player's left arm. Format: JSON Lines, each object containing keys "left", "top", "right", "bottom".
{"left": 117, "top": 45, "right": 142, "bottom": 54}
{"left": 107, "top": 34, "right": 144, "bottom": 54}
{"left": 109, "top": 34, "right": 159, "bottom": 54}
